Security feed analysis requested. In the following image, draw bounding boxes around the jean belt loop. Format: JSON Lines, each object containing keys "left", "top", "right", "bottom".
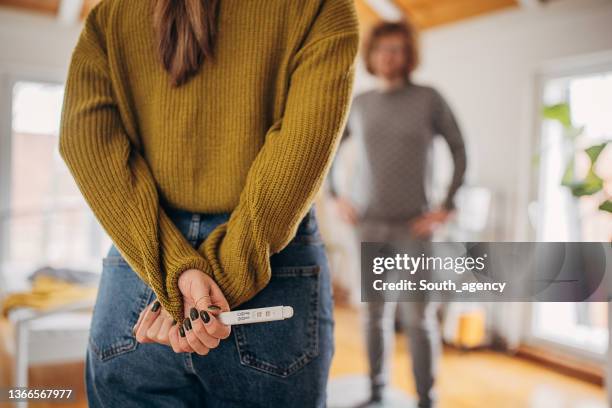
{"left": 188, "top": 213, "right": 201, "bottom": 244}
{"left": 309, "top": 204, "right": 316, "bottom": 221}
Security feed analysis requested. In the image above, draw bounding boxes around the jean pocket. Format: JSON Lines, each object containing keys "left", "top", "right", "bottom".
{"left": 88, "top": 256, "right": 154, "bottom": 361}
{"left": 232, "top": 264, "right": 321, "bottom": 378}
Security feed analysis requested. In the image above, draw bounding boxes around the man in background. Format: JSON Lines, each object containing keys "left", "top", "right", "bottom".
{"left": 329, "top": 20, "right": 467, "bottom": 408}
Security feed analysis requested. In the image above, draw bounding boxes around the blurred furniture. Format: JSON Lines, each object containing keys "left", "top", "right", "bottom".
{"left": 442, "top": 304, "right": 487, "bottom": 349}
{"left": 0, "top": 264, "right": 94, "bottom": 408}
{"left": 315, "top": 196, "right": 362, "bottom": 307}
{"left": 437, "top": 187, "right": 492, "bottom": 349}
{"left": 442, "top": 185, "right": 492, "bottom": 242}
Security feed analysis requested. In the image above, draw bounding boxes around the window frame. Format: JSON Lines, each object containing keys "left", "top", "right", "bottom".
{"left": 522, "top": 50, "right": 612, "bottom": 365}
{"left": 0, "top": 66, "right": 105, "bottom": 272}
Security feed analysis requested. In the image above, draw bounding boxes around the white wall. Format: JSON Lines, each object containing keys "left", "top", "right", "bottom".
{"left": 410, "top": 0, "right": 612, "bottom": 240}
{"left": 0, "top": 7, "right": 80, "bottom": 76}
{"left": 0, "top": 7, "right": 81, "bottom": 262}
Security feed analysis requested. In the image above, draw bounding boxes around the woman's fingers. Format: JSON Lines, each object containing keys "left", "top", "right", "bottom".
{"left": 134, "top": 301, "right": 228, "bottom": 355}
{"left": 188, "top": 308, "right": 221, "bottom": 349}
{"left": 201, "top": 311, "right": 231, "bottom": 340}
{"left": 146, "top": 308, "right": 166, "bottom": 341}
{"left": 146, "top": 309, "right": 173, "bottom": 345}
{"left": 195, "top": 282, "right": 231, "bottom": 340}
{"left": 132, "top": 303, "right": 148, "bottom": 336}
{"left": 134, "top": 299, "right": 206, "bottom": 353}
{"left": 208, "top": 282, "right": 231, "bottom": 313}
{"left": 174, "top": 269, "right": 233, "bottom": 355}
{"left": 170, "top": 323, "right": 195, "bottom": 353}
{"left": 169, "top": 325, "right": 187, "bottom": 353}
{"left": 155, "top": 313, "right": 175, "bottom": 345}
{"left": 183, "top": 317, "right": 211, "bottom": 356}
{"left": 135, "top": 300, "right": 161, "bottom": 343}
{"left": 177, "top": 322, "right": 194, "bottom": 353}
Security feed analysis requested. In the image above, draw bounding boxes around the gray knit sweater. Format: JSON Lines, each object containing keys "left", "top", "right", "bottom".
{"left": 330, "top": 82, "right": 467, "bottom": 221}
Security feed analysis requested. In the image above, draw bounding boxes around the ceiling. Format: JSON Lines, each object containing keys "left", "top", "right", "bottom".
{"left": 0, "top": 0, "right": 520, "bottom": 29}
{"left": 359, "top": 0, "right": 519, "bottom": 31}
{"left": 0, "top": 0, "right": 60, "bottom": 15}
{"left": 395, "top": 0, "right": 518, "bottom": 29}
{"left": 0, "top": 0, "right": 96, "bottom": 20}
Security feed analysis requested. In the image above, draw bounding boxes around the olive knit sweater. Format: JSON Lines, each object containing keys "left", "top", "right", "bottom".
{"left": 59, "top": 0, "right": 359, "bottom": 322}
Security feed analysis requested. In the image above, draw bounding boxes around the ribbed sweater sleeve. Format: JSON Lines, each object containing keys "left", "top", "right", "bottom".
{"left": 327, "top": 117, "right": 352, "bottom": 199}
{"left": 198, "top": 2, "right": 359, "bottom": 308}
{"left": 59, "top": 6, "right": 208, "bottom": 322}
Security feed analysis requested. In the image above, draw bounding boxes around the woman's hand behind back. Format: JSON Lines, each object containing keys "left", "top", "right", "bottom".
{"left": 133, "top": 269, "right": 231, "bottom": 355}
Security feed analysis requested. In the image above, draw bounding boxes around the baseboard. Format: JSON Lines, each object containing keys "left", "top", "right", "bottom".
{"left": 516, "top": 344, "right": 605, "bottom": 386}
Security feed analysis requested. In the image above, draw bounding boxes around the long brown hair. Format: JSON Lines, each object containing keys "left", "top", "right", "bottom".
{"left": 153, "top": 0, "right": 220, "bottom": 87}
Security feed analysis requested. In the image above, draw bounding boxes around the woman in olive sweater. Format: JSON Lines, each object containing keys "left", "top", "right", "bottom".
{"left": 59, "top": 0, "right": 358, "bottom": 406}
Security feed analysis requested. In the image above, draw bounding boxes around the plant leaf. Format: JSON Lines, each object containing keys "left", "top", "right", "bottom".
{"left": 599, "top": 200, "right": 612, "bottom": 213}
{"left": 585, "top": 142, "right": 607, "bottom": 164}
{"left": 567, "top": 168, "right": 603, "bottom": 196}
{"left": 561, "top": 158, "right": 575, "bottom": 187}
{"left": 542, "top": 103, "right": 572, "bottom": 128}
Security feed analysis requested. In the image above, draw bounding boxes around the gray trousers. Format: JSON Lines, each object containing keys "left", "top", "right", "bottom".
{"left": 356, "top": 219, "right": 441, "bottom": 408}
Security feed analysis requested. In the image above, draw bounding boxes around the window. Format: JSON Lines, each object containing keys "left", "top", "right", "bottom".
{"left": 2, "top": 80, "right": 109, "bottom": 286}
{"left": 531, "top": 70, "right": 611, "bottom": 357}
{"left": 536, "top": 72, "right": 612, "bottom": 242}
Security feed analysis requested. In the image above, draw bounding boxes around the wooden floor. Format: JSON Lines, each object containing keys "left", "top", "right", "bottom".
{"left": 331, "top": 307, "right": 606, "bottom": 408}
{"left": 0, "top": 307, "right": 606, "bottom": 408}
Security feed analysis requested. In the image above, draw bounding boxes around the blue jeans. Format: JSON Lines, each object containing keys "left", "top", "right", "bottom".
{"left": 85, "top": 206, "right": 334, "bottom": 408}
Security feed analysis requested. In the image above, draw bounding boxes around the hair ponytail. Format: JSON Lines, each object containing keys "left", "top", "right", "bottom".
{"left": 153, "top": 0, "right": 219, "bottom": 87}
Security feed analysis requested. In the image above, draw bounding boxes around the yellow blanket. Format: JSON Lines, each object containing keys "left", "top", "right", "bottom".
{"left": 1, "top": 275, "right": 97, "bottom": 317}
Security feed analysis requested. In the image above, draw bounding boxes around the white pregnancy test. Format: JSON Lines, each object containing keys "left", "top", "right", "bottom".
{"left": 218, "top": 306, "right": 294, "bottom": 326}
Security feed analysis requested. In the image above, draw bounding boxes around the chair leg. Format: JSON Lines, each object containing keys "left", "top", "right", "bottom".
{"left": 14, "top": 321, "right": 28, "bottom": 408}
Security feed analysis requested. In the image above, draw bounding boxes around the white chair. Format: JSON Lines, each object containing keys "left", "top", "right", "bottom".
{"left": 0, "top": 264, "right": 94, "bottom": 408}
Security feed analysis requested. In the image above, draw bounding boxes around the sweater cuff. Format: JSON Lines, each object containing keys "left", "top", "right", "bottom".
{"left": 199, "top": 222, "right": 271, "bottom": 309}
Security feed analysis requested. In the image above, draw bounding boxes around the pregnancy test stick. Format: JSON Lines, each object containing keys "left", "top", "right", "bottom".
{"left": 218, "top": 306, "right": 294, "bottom": 326}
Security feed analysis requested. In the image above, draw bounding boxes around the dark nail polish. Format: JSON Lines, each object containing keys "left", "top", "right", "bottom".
{"left": 190, "top": 308, "right": 199, "bottom": 321}
{"left": 179, "top": 326, "right": 186, "bottom": 337}
{"left": 151, "top": 301, "right": 160, "bottom": 312}
{"left": 172, "top": 320, "right": 177, "bottom": 326}
{"left": 183, "top": 317, "right": 192, "bottom": 331}
{"left": 200, "top": 310, "right": 211, "bottom": 324}
{"left": 208, "top": 305, "right": 221, "bottom": 311}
